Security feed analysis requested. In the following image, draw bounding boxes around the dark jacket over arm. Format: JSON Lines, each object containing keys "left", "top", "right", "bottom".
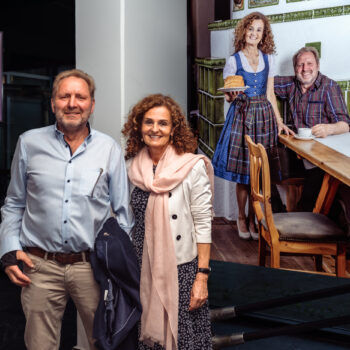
{"left": 90, "top": 217, "right": 141, "bottom": 350}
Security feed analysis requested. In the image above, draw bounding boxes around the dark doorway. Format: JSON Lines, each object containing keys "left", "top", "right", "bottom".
{"left": 0, "top": 0, "right": 75, "bottom": 207}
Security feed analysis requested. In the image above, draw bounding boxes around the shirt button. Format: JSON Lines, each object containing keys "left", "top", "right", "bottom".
{"left": 64, "top": 220, "right": 67, "bottom": 224}
{"left": 64, "top": 240, "right": 68, "bottom": 244}
{"left": 67, "top": 180, "right": 70, "bottom": 183}
{"left": 69, "top": 160, "right": 72, "bottom": 163}
{"left": 172, "top": 214, "right": 177, "bottom": 220}
{"left": 176, "top": 235, "right": 181, "bottom": 240}
{"left": 255, "top": 80, "right": 257, "bottom": 82}
{"left": 254, "top": 86, "right": 256, "bottom": 88}
{"left": 65, "top": 200, "right": 68, "bottom": 203}
{"left": 254, "top": 92, "right": 257, "bottom": 94}
{"left": 169, "top": 192, "right": 172, "bottom": 198}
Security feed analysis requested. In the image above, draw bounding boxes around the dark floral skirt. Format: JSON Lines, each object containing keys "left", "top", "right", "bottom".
{"left": 130, "top": 186, "right": 212, "bottom": 350}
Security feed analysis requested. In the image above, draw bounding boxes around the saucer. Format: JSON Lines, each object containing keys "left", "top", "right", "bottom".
{"left": 217, "top": 86, "right": 249, "bottom": 92}
{"left": 294, "top": 135, "right": 315, "bottom": 140}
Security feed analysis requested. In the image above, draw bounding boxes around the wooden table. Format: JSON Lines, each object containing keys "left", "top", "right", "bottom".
{"left": 279, "top": 134, "right": 350, "bottom": 275}
{"left": 279, "top": 134, "right": 350, "bottom": 215}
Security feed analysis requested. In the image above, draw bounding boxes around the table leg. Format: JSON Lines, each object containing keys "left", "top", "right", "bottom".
{"left": 312, "top": 173, "right": 340, "bottom": 215}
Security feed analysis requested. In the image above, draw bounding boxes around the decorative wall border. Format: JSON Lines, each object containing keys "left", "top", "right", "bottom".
{"left": 248, "top": 0, "right": 279, "bottom": 9}
{"left": 208, "top": 5, "right": 350, "bottom": 30}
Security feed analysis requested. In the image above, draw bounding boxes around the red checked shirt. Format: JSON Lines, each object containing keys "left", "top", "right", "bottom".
{"left": 274, "top": 72, "right": 350, "bottom": 130}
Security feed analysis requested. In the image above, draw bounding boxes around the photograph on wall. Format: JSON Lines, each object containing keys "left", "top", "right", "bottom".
{"left": 233, "top": 0, "right": 244, "bottom": 11}
{"left": 248, "top": 0, "right": 278, "bottom": 8}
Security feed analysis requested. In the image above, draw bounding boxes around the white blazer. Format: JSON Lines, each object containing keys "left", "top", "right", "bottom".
{"left": 127, "top": 159, "right": 212, "bottom": 265}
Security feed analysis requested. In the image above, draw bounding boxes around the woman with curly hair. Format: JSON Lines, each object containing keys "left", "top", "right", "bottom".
{"left": 122, "top": 94, "right": 213, "bottom": 350}
{"left": 212, "top": 11, "right": 293, "bottom": 240}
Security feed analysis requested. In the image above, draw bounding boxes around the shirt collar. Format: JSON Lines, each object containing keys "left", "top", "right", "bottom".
{"left": 54, "top": 122, "right": 93, "bottom": 142}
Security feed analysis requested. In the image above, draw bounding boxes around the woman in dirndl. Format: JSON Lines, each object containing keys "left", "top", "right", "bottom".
{"left": 212, "top": 11, "right": 293, "bottom": 240}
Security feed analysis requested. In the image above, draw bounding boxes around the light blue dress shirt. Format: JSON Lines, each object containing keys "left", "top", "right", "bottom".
{"left": 0, "top": 124, "right": 134, "bottom": 257}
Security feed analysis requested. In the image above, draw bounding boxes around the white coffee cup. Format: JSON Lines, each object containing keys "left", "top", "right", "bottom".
{"left": 297, "top": 128, "right": 312, "bottom": 138}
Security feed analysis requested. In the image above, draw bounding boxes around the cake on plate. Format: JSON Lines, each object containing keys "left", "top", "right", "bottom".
{"left": 223, "top": 75, "right": 245, "bottom": 88}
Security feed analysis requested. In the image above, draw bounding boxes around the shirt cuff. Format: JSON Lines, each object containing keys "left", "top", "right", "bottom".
{"left": 1, "top": 250, "right": 18, "bottom": 268}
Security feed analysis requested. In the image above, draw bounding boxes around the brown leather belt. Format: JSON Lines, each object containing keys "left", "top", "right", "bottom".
{"left": 26, "top": 247, "right": 90, "bottom": 265}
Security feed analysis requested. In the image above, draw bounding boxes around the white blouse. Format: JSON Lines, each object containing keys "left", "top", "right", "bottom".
{"left": 223, "top": 50, "right": 276, "bottom": 79}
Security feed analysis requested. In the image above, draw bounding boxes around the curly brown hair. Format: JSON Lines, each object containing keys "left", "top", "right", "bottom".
{"left": 122, "top": 94, "right": 197, "bottom": 159}
{"left": 234, "top": 12, "right": 275, "bottom": 54}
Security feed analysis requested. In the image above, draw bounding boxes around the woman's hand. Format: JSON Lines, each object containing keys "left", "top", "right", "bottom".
{"left": 277, "top": 119, "right": 295, "bottom": 136}
{"left": 189, "top": 273, "right": 208, "bottom": 311}
{"left": 224, "top": 91, "right": 241, "bottom": 103}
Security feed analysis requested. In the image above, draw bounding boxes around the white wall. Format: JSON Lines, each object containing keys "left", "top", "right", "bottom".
{"left": 76, "top": 0, "right": 187, "bottom": 144}
{"left": 273, "top": 15, "right": 350, "bottom": 78}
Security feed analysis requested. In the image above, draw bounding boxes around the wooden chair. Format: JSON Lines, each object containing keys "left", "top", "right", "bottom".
{"left": 245, "top": 135, "right": 348, "bottom": 277}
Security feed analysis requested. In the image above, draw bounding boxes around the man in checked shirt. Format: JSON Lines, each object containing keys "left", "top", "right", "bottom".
{"left": 274, "top": 46, "right": 350, "bottom": 211}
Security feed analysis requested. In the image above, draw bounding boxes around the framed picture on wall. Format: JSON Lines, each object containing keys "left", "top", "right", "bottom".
{"left": 248, "top": 0, "right": 278, "bottom": 8}
{"left": 233, "top": 0, "right": 244, "bottom": 12}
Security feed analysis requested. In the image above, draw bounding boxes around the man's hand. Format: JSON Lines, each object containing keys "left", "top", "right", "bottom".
{"left": 311, "top": 124, "right": 332, "bottom": 138}
{"left": 5, "top": 251, "right": 33, "bottom": 287}
{"left": 189, "top": 274, "right": 208, "bottom": 311}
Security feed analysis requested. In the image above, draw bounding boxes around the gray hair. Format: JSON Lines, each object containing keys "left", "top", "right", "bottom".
{"left": 292, "top": 46, "right": 320, "bottom": 70}
{"left": 52, "top": 69, "right": 95, "bottom": 99}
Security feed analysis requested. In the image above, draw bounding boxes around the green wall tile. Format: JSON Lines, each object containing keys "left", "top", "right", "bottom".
{"left": 195, "top": 58, "right": 226, "bottom": 67}
{"left": 345, "top": 5, "right": 350, "bottom": 15}
{"left": 199, "top": 140, "right": 214, "bottom": 159}
{"left": 215, "top": 98, "right": 225, "bottom": 124}
{"left": 207, "top": 96, "right": 225, "bottom": 124}
{"left": 198, "top": 93, "right": 202, "bottom": 115}
{"left": 314, "top": 6, "right": 343, "bottom": 18}
{"left": 207, "top": 97, "right": 214, "bottom": 122}
{"left": 248, "top": 0, "right": 279, "bottom": 9}
{"left": 216, "top": 70, "right": 224, "bottom": 96}
{"left": 202, "top": 94, "right": 207, "bottom": 118}
{"left": 305, "top": 42, "right": 321, "bottom": 58}
{"left": 208, "top": 69, "right": 215, "bottom": 95}
{"left": 268, "top": 13, "right": 284, "bottom": 24}
{"left": 198, "top": 117, "right": 209, "bottom": 144}
{"left": 209, "top": 124, "right": 224, "bottom": 150}
{"left": 347, "top": 91, "right": 350, "bottom": 117}
{"left": 284, "top": 10, "right": 313, "bottom": 22}
{"left": 203, "top": 67, "right": 208, "bottom": 92}
{"left": 199, "top": 66, "right": 204, "bottom": 91}
{"left": 208, "top": 69, "right": 224, "bottom": 96}
{"left": 336, "top": 80, "right": 347, "bottom": 91}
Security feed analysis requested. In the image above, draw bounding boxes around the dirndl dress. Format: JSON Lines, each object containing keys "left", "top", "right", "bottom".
{"left": 212, "top": 52, "right": 280, "bottom": 184}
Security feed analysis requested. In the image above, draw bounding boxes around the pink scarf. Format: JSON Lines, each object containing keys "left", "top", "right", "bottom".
{"left": 128, "top": 145, "right": 214, "bottom": 349}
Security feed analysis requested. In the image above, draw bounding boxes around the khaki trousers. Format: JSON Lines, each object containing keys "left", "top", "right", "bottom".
{"left": 21, "top": 253, "right": 99, "bottom": 350}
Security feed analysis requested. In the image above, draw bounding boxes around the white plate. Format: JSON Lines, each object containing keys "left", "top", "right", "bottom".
{"left": 294, "top": 135, "right": 315, "bottom": 140}
{"left": 217, "top": 86, "right": 249, "bottom": 93}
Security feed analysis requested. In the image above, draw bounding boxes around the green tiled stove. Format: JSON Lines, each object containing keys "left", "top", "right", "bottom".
{"left": 195, "top": 57, "right": 226, "bottom": 159}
